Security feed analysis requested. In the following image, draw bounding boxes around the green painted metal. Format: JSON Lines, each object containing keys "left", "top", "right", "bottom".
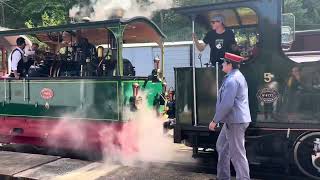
{"left": 121, "top": 80, "right": 163, "bottom": 108}
{"left": 0, "top": 17, "right": 166, "bottom": 39}
{"left": 117, "top": 34, "right": 124, "bottom": 76}
{"left": 0, "top": 79, "right": 119, "bottom": 120}
{"left": 0, "top": 78, "right": 164, "bottom": 121}
{"left": 108, "top": 25, "right": 123, "bottom": 77}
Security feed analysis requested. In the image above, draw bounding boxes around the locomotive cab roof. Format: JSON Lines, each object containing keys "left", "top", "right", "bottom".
{"left": 173, "top": 0, "right": 258, "bottom": 29}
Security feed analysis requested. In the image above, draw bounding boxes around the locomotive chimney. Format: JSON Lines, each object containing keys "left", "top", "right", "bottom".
{"left": 109, "top": 8, "right": 125, "bottom": 19}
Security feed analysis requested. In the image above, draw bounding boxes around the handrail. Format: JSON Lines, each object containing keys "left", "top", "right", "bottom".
{"left": 285, "top": 51, "right": 320, "bottom": 56}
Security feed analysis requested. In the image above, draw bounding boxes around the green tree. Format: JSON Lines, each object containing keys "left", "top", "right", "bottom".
{"left": 0, "top": 0, "right": 80, "bottom": 28}
{"left": 284, "top": 0, "right": 320, "bottom": 30}
{"left": 284, "top": 0, "right": 307, "bottom": 30}
{"left": 25, "top": 11, "right": 66, "bottom": 28}
{"left": 1, "top": 0, "right": 320, "bottom": 39}
{"left": 302, "top": 0, "right": 320, "bottom": 29}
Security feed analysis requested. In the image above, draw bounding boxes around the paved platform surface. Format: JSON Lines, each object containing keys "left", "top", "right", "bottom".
{"left": 0, "top": 149, "right": 265, "bottom": 180}
{"left": 54, "top": 164, "right": 216, "bottom": 180}
{"left": 15, "top": 158, "right": 91, "bottom": 179}
{"left": 0, "top": 143, "right": 307, "bottom": 180}
{"left": 0, "top": 144, "right": 225, "bottom": 180}
{"left": 0, "top": 151, "right": 60, "bottom": 176}
{"left": 0, "top": 151, "right": 218, "bottom": 180}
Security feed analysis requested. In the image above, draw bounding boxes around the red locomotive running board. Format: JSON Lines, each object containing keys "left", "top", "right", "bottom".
{"left": 0, "top": 117, "right": 138, "bottom": 156}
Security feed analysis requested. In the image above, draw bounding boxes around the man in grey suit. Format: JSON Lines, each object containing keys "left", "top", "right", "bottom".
{"left": 209, "top": 52, "right": 251, "bottom": 180}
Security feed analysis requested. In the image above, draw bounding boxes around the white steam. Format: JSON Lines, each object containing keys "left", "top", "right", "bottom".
{"left": 69, "top": 5, "right": 80, "bottom": 18}
{"left": 49, "top": 91, "right": 193, "bottom": 179}
{"left": 100, "top": 92, "right": 177, "bottom": 165}
{"left": 46, "top": 91, "right": 190, "bottom": 165}
{"left": 69, "top": 0, "right": 174, "bottom": 21}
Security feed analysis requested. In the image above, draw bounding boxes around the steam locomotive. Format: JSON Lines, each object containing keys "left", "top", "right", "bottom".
{"left": 0, "top": 17, "right": 166, "bottom": 154}
{"left": 172, "top": 0, "right": 320, "bottom": 179}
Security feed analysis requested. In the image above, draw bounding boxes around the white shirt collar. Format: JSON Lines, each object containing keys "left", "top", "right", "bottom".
{"left": 15, "top": 47, "right": 24, "bottom": 53}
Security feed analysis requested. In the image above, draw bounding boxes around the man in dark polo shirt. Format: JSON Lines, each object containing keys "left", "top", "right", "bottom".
{"left": 193, "top": 14, "right": 237, "bottom": 66}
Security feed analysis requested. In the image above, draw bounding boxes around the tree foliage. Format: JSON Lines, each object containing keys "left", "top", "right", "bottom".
{"left": 0, "top": 0, "right": 80, "bottom": 28}
{"left": 153, "top": 0, "right": 320, "bottom": 41}
{"left": 0, "top": 0, "right": 320, "bottom": 38}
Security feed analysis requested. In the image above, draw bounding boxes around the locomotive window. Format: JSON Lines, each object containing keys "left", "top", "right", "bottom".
{"left": 204, "top": 7, "right": 258, "bottom": 27}
{"left": 23, "top": 28, "right": 118, "bottom": 78}
{"left": 234, "top": 28, "right": 259, "bottom": 61}
{"left": 233, "top": 7, "right": 259, "bottom": 62}
{"left": 198, "top": 7, "right": 260, "bottom": 62}
{"left": 236, "top": 7, "right": 258, "bottom": 26}
{"left": 272, "top": 3, "right": 320, "bottom": 123}
{"left": 283, "top": 8, "right": 320, "bottom": 63}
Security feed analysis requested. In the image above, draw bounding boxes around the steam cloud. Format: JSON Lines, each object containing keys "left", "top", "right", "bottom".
{"left": 100, "top": 92, "right": 177, "bottom": 165}
{"left": 49, "top": 91, "right": 194, "bottom": 180}
{"left": 47, "top": 92, "right": 190, "bottom": 165}
{"left": 69, "top": 0, "right": 174, "bottom": 21}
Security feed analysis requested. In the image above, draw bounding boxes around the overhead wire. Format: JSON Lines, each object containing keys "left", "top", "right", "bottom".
{"left": 0, "top": 0, "right": 16, "bottom": 12}
{"left": 0, "top": 0, "right": 34, "bottom": 20}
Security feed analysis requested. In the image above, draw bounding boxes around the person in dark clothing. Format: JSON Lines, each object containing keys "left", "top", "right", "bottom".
{"left": 25, "top": 43, "right": 40, "bottom": 71}
{"left": 285, "top": 66, "right": 305, "bottom": 113}
{"left": 193, "top": 14, "right": 237, "bottom": 66}
{"left": 73, "top": 37, "right": 98, "bottom": 76}
{"left": 9, "top": 37, "right": 26, "bottom": 79}
{"left": 75, "top": 37, "right": 97, "bottom": 60}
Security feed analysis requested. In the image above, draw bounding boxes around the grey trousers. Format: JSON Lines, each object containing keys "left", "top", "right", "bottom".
{"left": 216, "top": 123, "right": 250, "bottom": 180}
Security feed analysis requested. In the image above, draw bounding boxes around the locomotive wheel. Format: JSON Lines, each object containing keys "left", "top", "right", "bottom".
{"left": 294, "top": 132, "right": 320, "bottom": 180}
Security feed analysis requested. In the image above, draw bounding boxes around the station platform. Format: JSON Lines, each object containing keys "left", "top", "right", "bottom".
{"left": 2, "top": 143, "right": 304, "bottom": 180}
{"left": 0, "top": 150, "right": 219, "bottom": 180}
